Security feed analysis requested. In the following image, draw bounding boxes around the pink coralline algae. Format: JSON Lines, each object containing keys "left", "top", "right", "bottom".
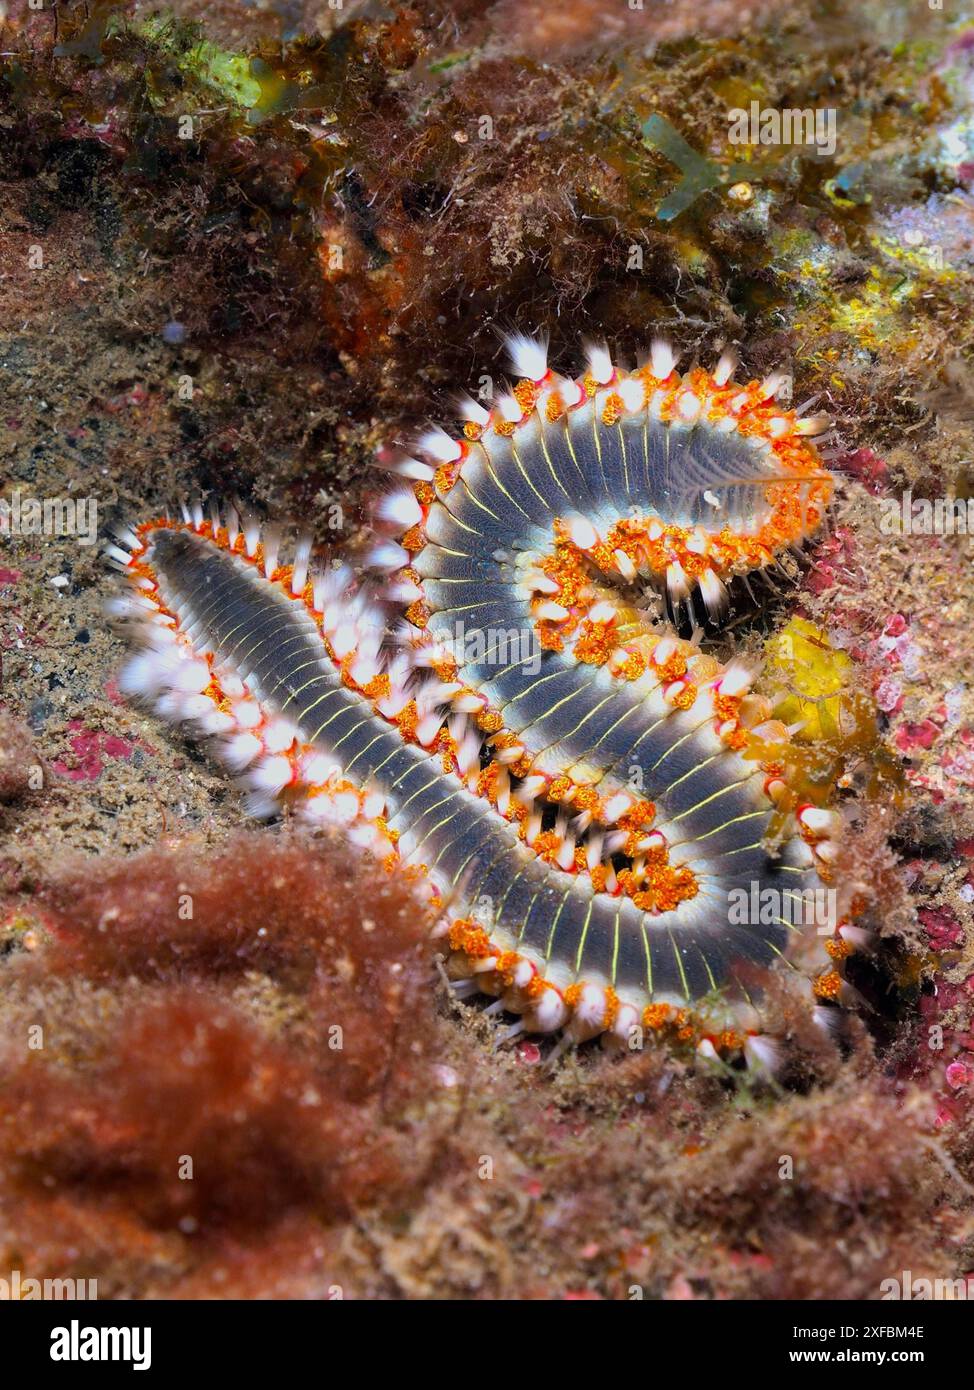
{"left": 836, "top": 448, "right": 888, "bottom": 496}
{"left": 803, "top": 528, "right": 857, "bottom": 596}
{"left": 51, "top": 721, "right": 138, "bottom": 781}
{"left": 873, "top": 614, "right": 923, "bottom": 679}
{"left": 945, "top": 1060, "right": 973, "bottom": 1091}
{"left": 895, "top": 720, "right": 941, "bottom": 753}
{"left": 918, "top": 907, "right": 964, "bottom": 952}
{"left": 942, "top": 734, "right": 974, "bottom": 788}
{"left": 875, "top": 676, "right": 904, "bottom": 714}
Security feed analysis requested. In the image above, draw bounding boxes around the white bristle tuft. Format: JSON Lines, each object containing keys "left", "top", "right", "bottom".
{"left": 311, "top": 572, "right": 328, "bottom": 613}
{"left": 378, "top": 490, "right": 423, "bottom": 530}
{"left": 795, "top": 414, "right": 831, "bottom": 436}
{"left": 416, "top": 712, "right": 443, "bottom": 746}
{"left": 112, "top": 525, "right": 141, "bottom": 552}
{"left": 494, "top": 742, "right": 526, "bottom": 766}
{"left": 495, "top": 767, "right": 511, "bottom": 816}
{"left": 243, "top": 790, "right": 280, "bottom": 820}
{"left": 744, "top": 1033, "right": 782, "bottom": 1075}
{"left": 713, "top": 348, "right": 738, "bottom": 386}
{"left": 232, "top": 699, "right": 261, "bottom": 730}
{"left": 717, "top": 662, "right": 753, "bottom": 698}
{"left": 250, "top": 755, "right": 294, "bottom": 795}
{"left": 666, "top": 560, "right": 689, "bottom": 599}
{"left": 301, "top": 758, "right": 337, "bottom": 790}
{"left": 155, "top": 691, "right": 189, "bottom": 723}
{"left": 650, "top": 339, "right": 676, "bottom": 379}
{"left": 388, "top": 580, "right": 422, "bottom": 604}
{"left": 223, "top": 732, "right": 263, "bottom": 771}
{"left": 368, "top": 541, "right": 409, "bottom": 573}
{"left": 458, "top": 394, "right": 491, "bottom": 427}
{"left": 527, "top": 571, "right": 560, "bottom": 596}
{"left": 698, "top": 567, "right": 727, "bottom": 616}
{"left": 556, "top": 836, "right": 576, "bottom": 871}
{"left": 262, "top": 524, "right": 281, "bottom": 579}
{"left": 536, "top": 601, "right": 569, "bottom": 622}
{"left": 567, "top": 515, "right": 598, "bottom": 551}
{"left": 333, "top": 790, "right": 363, "bottom": 824}
{"left": 105, "top": 595, "right": 153, "bottom": 620}
{"left": 759, "top": 370, "right": 790, "bottom": 401}
{"left": 798, "top": 805, "right": 839, "bottom": 836}
{"left": 119, "top": 651, "right": 171, "bottom": 698}
{"left": 263, "top": 719, "right": 298, "bottom": 754}
{"left": 812, "top": 1005, "right": 844, "bottom": 1039}
{"left": 331, "top": 623, "right": 358, "bottom": 660}
{"left": 349, "top": 653, "right": 379, "bottom": 687}
{"left": 291, "top": 535, "right": 312, "bottom": 595}
{"left": 585, "top": 343, "right": 614, "bottom": 386}
{"left": 838, "top": 923, "right": 875, "bottom": 952}
{"left": 613, "top": 548, "right": 636, "bottom": 580}
{"left": 452, "top": 691, "right": 487, "bottom": 713}
{"left": 505, "top": 333, "right": 549, "bottom": 382}
{"left": 218, "top": 673, "right": 245, "bottom": 699}
{"left": 550, "top": 375, "right": 584, "bottom": 409}
{"left": 515, "top": 774, "right": 547, "bottom": 804}
{"left": 456, "top": 729, "right": 483, "bottom": 777}
{"left": 182, "top": 693, "right": 216, "bottom": 722}
{"left": 389, "top": 454, "right": 435, "bottom": 482}
{"left": 172, "top": 659, "right": 211, "bottom": 695}
{"left": 243, "top": 515, "right": 261, "bottom": 558}
{"left": 203, "top": 709, "right": 235, "bottom": 735}
{"left": 417, "top": 427, "right": 462, "bottom": 464}
{"left": 602, "top": 791, "right": 632, "bottom": 824}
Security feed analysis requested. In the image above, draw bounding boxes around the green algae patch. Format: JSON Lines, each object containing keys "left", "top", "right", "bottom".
{"left": 136, "top": 15, "right": 263, "bottom": 110}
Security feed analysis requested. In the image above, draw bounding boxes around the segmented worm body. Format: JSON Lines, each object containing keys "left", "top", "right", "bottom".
{"left": 107, "top": 337, "right": 853, "bottom": 1060}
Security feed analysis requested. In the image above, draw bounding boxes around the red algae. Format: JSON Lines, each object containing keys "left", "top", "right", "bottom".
{"left": 0, "top": 834, "right": 452, "bottom": 1295}
{"left": 50, "top": 721, "right": 138, "bottom": 782}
